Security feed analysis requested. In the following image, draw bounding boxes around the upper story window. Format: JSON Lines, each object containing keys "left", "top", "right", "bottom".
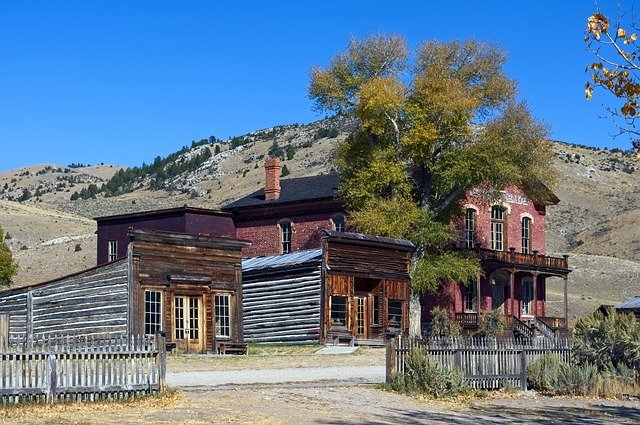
{"left": 464, "top": 208, "right": 476, "bottom": 249}
{"left": 331, "top": 213, "right": 346, "bottom": 232}
{"left": 108, "top": 240, "right": 118, "bottom": 262}
{"left": 490, "top": 206, "right": 506, "bottom": 251}
{"left": 279, "top": 220, "right": 292, "bottom": 254}
{"left": 522, "top": 217, "right": 532, "bottom": 254}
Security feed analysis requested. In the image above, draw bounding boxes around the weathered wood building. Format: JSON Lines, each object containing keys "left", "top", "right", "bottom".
{"left": 0, "top": 229, "right": 248, "bottom": 353}
{"left": 242, "top": 230, "right": 414, "bottom": 345}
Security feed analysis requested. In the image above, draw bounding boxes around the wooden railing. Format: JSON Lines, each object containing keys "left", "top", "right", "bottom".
{"left": 0, "top": 333, "right": 166, "bottom": 404}
{"left": 388, "top": 336, "right": 571, "bottom": 390}
{"left": 477, "top": 248, "right": 568, "bottom": 270}
{"left": 505, "top": 315, "right": 533, "bottom": 339}
{"left": 537, "top": 316, "right": 568, "bottom": 329}
{"left": 454, "top": 312, "right": 479, "bottom": 328}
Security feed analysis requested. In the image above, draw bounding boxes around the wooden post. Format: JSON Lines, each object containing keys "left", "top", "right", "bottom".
{"left": 563, "top": 276, "right": 569, "bottom": 321}
{"left": 475, "top": 276, "right": 481, "bottom": 322}
{"left": 48, "top": 354, "right": 57, "bottom": 404}
{"left": 509, "top": 271, "right": 515, "bottom": 317}
{"left": 155, "top": 332, "right": 167, "bottom": 392}
{"left": 0, "top": 314, "right": 8, "bottom": 350}
{"left": 520, "top": 350, "right": 527, "bottom": 391}
{"left": 385, "top": 336, "right": 397, "bottom": 383}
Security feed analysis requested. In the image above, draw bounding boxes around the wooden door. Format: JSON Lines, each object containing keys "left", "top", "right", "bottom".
{"left": 354, "top": 296, "right": 368, "bottom": 339}
{"left": 173, "top": 295, "right": 204, "bottom": 353}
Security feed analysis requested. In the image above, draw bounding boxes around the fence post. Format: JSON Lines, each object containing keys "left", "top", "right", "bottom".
{"left": 520, "top": 350, "right": 528, "bottom": 391}
{"left": 48, "top": 354, "right": 57, "bottom": 404}
{"left": 0, "top": 314, "right": 8, "bottom": 350}
{"left": 155, "top": 332, "right": 167, "bottom": 392}
{"left": 385, "top": 336, "right": 397, "bottom": 384}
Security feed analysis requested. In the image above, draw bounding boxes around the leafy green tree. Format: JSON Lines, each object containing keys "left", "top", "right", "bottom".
{"left": 309, "top": 35, "right": 556, "bottom": 334}
{"left": 0, "top": 225, "right": 18, "bottom": 286}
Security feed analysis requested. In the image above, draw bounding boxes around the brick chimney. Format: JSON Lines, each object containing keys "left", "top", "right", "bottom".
{"left": 264, "top": 158, "right": 282, "bottom": 200}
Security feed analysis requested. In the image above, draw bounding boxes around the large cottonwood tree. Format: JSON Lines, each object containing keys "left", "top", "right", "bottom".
{"left": 0, "top": 225, "right": 17, "bottom": 287}
{"left": 309, "top": 35, "right": 556, "bottom": 335}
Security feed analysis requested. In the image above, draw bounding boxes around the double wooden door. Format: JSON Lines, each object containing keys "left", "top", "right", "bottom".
{"left": 174, "top": 295, "right": 204, "bottom": 353}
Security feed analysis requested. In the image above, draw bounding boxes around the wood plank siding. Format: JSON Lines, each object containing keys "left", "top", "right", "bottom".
{"left": 0, "top": 260, "right": 129, "bottom": 338}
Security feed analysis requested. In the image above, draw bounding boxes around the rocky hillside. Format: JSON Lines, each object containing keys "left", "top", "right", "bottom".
{"left": 0, "top": 116, "right": 639, "bottom": 321}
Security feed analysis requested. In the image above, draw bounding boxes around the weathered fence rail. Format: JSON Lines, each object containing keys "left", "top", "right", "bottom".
{"left": 387, "top": 336, "right": 571, "bottom": 390}
{"left": 0, "top": 333, "right": 166, "bottom": 404}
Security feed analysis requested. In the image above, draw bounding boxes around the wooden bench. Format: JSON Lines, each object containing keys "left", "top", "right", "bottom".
{"left": 216, "top": 341, "right": 248, "bottom": 355}
{"left": 332, "top": 334, "right": 354, "bottom": 347}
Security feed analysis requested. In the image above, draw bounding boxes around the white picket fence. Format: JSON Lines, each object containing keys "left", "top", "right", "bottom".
{"left": 0, "top": 333, "right": 166, "bottom": 403}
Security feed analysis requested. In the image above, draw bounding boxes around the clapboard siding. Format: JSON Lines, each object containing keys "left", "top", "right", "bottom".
{"left": 0, "top": 260, "right": 129, "bottom": 338}
{"left": 243, "top": 266, "right": 322, "bottom": 344}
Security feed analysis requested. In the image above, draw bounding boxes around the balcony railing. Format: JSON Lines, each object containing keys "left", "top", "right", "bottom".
{"left": 477, "top": 248, "right": 568, "bottom": 270}
{"left": 454, "top": 312, "right": 479, "bottom": 328}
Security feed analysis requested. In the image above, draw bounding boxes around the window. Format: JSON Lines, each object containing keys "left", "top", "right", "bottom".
{"left": 465, "top": 208, "right": 476, "bottom": 249}
{"left": 174, "top": 297, "right": 185, "bottom": 340}
{"left": 522, "top": 278, "right": 533, "bottom": 315}
{"left": 332, "top": 214, "right": 346, "bottom": 232}
{"left": 522, "top": 217, "right": 532, "bottom": 254}
{"left": 215, "top": 294, "right": 231, "bottom": 338}
{"left": 388, "top": 299, "right": 403, "bottom": 328}
{"left": 280, "top": 220, "right": 292, "bottom": 254}
{"left": 464, "top": 282, "right": 477, "bottom": 312}
{"left": 144, "top": 290, "right": 162, "bottom": 335}
{"left": 372, "top": 295, "right": 380, "bottom": 325}
{"left": 490, "top": 206, "right": 505, "bottom": 251}
{"left": 330, "top": 296, "right": 347, "bottom": 327}
{"left": 108, "top": 240, "right": 118, "bottom": 262}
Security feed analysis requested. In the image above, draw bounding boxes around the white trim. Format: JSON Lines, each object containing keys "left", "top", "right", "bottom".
{"left": 520, "top": 212, "right": 534, "bottom": 223}
{"left": 489, "top": 201, "right": 511, "bottom": 214}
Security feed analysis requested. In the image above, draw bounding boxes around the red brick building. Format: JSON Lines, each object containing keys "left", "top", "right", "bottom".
{"left": 221, "top": 158, "right": 347, "bottom": 257}
{"left": 224, "top": 161, "right": 570, "bottom": 338}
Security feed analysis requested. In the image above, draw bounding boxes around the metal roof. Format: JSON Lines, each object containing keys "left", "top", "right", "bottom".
{"left": 616, "top": 296, "right": 640, "bottom": 310}
{"left": 321, "top": 230, "right": 415, "bottom": 251}
{"left": 242, "top": 249, "right": 323, "bottom": 272}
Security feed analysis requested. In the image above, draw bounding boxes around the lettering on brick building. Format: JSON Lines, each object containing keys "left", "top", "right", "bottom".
{"left": 503, "top": 193, "right": 528, "bottom": 205}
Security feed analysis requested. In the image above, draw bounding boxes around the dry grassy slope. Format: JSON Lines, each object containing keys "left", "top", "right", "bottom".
{"left": 1, "top": 120, "right": 639, "bottom": 323}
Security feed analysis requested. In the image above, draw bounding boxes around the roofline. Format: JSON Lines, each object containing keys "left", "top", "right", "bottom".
{"left": 321, "top": 230, "right": 415, "bottom": 252}
{"left": 0, "top": 258, "right": 128, "bottom": 296}
{"left": 129, "top": 228, "right": 251, "bottom": 250}
{"left": 95, "top": 206, "right": 231, "bottom": 222}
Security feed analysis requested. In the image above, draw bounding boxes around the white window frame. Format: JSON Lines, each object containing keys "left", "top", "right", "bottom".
{"left": 463, "top": 282, "right": 477, "bottom": 312}
{"left": 490, "top": 206, "right": 505, "bottom": 251}
{"left": 331, "top": 213, "right": 346, "bottom": 232}
{"left": 522, "top": 277, "right": 533, "bottom": 316}
{"left": 522, "top": 217, "right": 532, "bottom": 254}
{"left": 279, "top": 220, "right": 292, "bottom": 254}
{"left": 108, "top": 240, "right": 118, "bottom": 262}
{"left": 215, "top": 293, "right": 232, "bottom": 339}
{"left": 465, "top": 208, "right": 476, "bottom": 249}
{"left": 144, "top": 290, "right": 162, "bottom": 335}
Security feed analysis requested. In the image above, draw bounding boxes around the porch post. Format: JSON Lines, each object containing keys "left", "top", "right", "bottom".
{"left": 509, "top": 270, "right": 515, "bottom": 318}
{"left": 532, "top": 272, "right": 538, "bottom": 318}
{"left": 475, "top": 275, "right": 481, "bottom": 324}
{"left": 563, "top": 275, "right": 568, "bottom": 320}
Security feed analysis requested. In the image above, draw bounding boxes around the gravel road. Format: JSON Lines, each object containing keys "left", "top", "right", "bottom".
{"left": 166, "top": 365, "right": 385, "bottom": 388}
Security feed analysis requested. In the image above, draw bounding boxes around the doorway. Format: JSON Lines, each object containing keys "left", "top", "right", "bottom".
{"left": 173, "top": 295, "right": 204, "bottom": 353}
{"left": 354, "top": 296, "right": 368, "bottom": 338}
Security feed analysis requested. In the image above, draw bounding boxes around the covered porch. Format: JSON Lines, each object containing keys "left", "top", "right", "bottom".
{"left": 454, "top": 248, "right": 571, "bottom": 339}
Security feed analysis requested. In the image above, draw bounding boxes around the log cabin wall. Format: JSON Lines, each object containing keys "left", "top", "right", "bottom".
{"left": 0, "top": 260, "right": 129, "bottom": 338}
{"left": 242, "top": 251, "right": 323, "bottom": 344}
{"left": 128, "top": 229, "right": 248, "bottom": 353}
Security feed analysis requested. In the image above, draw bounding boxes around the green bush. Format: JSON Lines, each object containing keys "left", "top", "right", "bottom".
{"left": 527, "top": 352, "right": 561, "bottom": 392}
{"left": 429, "top": 306, "right": 461, "bottom": 337}
{"left": 477, "top": 309, "right": 507, "bottom": 337}
{"left": 391, "top": 348, "right": 468, "bottom": 397}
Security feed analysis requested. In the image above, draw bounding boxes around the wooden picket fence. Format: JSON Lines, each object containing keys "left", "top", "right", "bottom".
{"left": 386, "top": 336, "right": 571, "bottom": 390}
{"left": 0, "top": 333, "right": 166, "bottom": 404}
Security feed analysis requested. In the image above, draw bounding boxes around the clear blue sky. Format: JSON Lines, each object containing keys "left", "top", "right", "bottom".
{"left": 0, "top": 1, "right": 629, "bottom": 172}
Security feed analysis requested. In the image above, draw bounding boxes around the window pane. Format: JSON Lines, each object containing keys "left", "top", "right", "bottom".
{"left": 330, "top": 296, "right": 347, "bottom": 327}
{"left": 108, "top": 240, "right": 118, "bottom": 262}
{"left": 491, "top": 206, "right": 505, "bottom": 251}
{"left": 522, "top": 217, "right": 531, "bottom": 254}
{"left": 372, "top": 295, "right": 380, "bottom": 325}
{"left": 280, "top": 222, "right": 292, "bottom": 254}
{"left": 464, "top": 282, "right": 476, "bottom": 311}
{"left": 465, "top": 209, "right": 475, "bottom": 249}
{"left": 174, "top": 297, "right": 184, "bottom": 340}
{"left": 388, "top": 300, "right": 403, "bottom": 328}
{"left": 144, "top": 290, "right": 162, "bottom": 335}
{"left": 215, "top": 294, "right": 231, "bottom": 338}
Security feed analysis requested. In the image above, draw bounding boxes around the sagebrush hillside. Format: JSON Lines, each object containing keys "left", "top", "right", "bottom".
{"left": 0, "top": 116, "right": 638, "bottom": 321}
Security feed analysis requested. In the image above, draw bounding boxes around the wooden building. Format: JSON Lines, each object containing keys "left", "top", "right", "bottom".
{"left": 242, "top": 230, "right": 413, "bottom": 345}
{"left": 0, "top": 229, "right": 248, "bottom": 353}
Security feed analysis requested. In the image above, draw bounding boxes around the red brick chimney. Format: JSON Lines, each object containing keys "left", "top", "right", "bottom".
{"left": 264, "top": 158, "right": 282, "bottom": 200}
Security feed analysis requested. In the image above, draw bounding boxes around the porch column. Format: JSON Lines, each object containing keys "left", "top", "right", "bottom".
{"left": 509, "top": 270, "right": 515, "bottom": 318}
{"left": 563, "top": 275, "right": 568, "bottom": 320}
{"left": 476, "top": 275, "right": 481, "bottom": 325}
{"left": 532, "top": 272, "right": 538, "bottom": 318}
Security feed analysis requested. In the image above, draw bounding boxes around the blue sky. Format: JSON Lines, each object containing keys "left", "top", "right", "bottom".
{"left": 0, "top": 1, "right": 630, "bottom": 172}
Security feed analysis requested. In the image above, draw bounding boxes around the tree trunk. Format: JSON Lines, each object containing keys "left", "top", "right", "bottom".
{"left": 409, "top": 291, "right": 422, "bottom": 337}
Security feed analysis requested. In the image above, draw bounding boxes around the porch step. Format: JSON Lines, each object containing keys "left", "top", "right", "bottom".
{"left": 216, "top": 342, "right": 248, "bottom": 355}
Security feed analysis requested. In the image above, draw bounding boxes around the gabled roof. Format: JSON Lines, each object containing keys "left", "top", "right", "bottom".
{"left": 222, "top": 174, "right": 341, "bottom": 211}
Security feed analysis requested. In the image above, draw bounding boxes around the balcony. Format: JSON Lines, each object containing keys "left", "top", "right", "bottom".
{"left": 477, "top": 248, "right": 569, "bottom": 273}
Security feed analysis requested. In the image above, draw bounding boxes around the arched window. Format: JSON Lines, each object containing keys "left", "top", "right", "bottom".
{"left": 279, "top": 220, "right": 292, "bottom": 254}
{"left": 331, "top": 213, "right": 346, "bottom": 232}
{"left": 521, "top": 217, "right": 532, "bottom": 254}
{"left": 465, "top": 208, "right": 476, "bottom": 249}
{"left": 490, "top": 206, "right": 506, "bottom": 251}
